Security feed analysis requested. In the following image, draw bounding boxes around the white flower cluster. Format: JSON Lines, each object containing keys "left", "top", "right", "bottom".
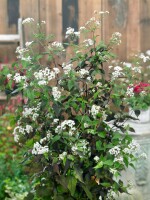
{"left": 128, "top": 140, "right": 140, "bottom": 151}
{"left": 123, "top": 62, "right": 132, "bottom": 68}
{"left": 55, "top": 120, "right": 76, "bottom": 136}
{"left": 40, "top": 131, "right": 53, "bottom": 144}
{"left": 34, "top": 67, "right": 56, "bottom": 85}
{"left": 13, "top": 124, "right": 33, "bottom": 142}
{"left": 126, "top": 87, "right": 134, "bottom": 97}
{"left": 90, "top": 105, "right": 101, "bottom": 119}
{"left": 59, "top": 151, "right": 67, "bottom": 160}
{"left": 109, "top": 146, "right": 120, "bottom": 156}
{"left": 139, "top": 53, "right": 149, "bottom": 62}
{"left": 106, "top": 189, "right": 116, "bottom": 200}
{"left": 85, "top": 16, "right": 101, "bottom": 27}
{"left": 114, "top": 156, "right": 123, "bottom": 163}
{"left": 51, "top": 41, "right": 63, "bottom": 49}
{"left": 111, "top": 66, "right": 124, "bottom": 80}
{"left": 16, "top": 46, "right": 32, "bottom": 63}
{"left": 25, "top": 41, "right": 33, "bottom": 47}
{"left": 94, "top": 156, "right": 99, "bottom": 162}
{"left": 83, "top": 39, "right": 94, "bottom": 47}
{"left": 22, "top": 103, "right": 41, "bottom": 121}
{"left": 32, "top": 142, "right": 49, "bottom": 155}
{"left": 132, "top": 66, "right": 141, "bottom": 73}
{"left": 7, "top": 73, "right": 12, "bottom": 80}
{"left": 13, "top": 73, "right": 28, "bottom": 88}
{"left": 77, "top": 69, "right": 89, "bottom": 78}
{"left": 65, "top": 27, "right": 80, "bottom": 39}
{"left": 52, "top": 87, "right": 61, "bottom": 101}
{"left": 79, "top": 26, "right": 86, "bottom": 31}
{"left": 71, "top": 140, "right": 90, "bottom": 157}
{"left": 111, "top": 32, "right": 122, "bottom": 45}
{"left": 62, "top": 63, "right": 73, "bottom": 75}
{"left": 109, "top": 146, "right": 123, "bottom": 164}
{"left": 22, "top": 18, "right": 34, "bottom": 24}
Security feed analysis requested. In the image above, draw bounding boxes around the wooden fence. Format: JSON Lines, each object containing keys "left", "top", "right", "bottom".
{"left": 0, "top": 0, "right": 150, "bottom": 63}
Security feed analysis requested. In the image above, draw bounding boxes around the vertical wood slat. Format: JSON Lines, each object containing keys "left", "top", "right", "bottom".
{"left": 127, "top": 0, "right": 141, "bottom": 58}
{"left": 20, "top": 0, "right": 40, "bottom": 42}
{"left": 140, "top": 0, "right": 150, "bottom": 52}
{"left": 104, "top": 0, "right": 128, "bottom": 61}
{"left": 78, "top": 0, "right": 103, "bottom": 43}
{"left": 45, "top": 0, "right": 62, "bottom": 42}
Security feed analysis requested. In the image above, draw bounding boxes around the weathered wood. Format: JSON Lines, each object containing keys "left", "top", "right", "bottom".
{"left": 0, "top": 34, "right": 20, "bottom": 42}
{"left": 0, "top": 0, "right": 149, "bottom": 62}
{"left": 127, "top": 0, "right": 141, "bottom": 58}
{"left": 140, "top": 0, "right": 150, "bottom": 52}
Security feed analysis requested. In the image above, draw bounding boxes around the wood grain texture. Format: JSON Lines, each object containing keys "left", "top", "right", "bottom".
{"left": 140, "top": 0, "right": 150, "bottom": 52}
{"left": 0, "top": 0, "right": 149, "bottom": 63}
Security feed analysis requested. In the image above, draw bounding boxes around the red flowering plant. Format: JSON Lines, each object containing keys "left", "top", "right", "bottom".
{"left": 127, "top": 82, "right": 150, "bottom": 110}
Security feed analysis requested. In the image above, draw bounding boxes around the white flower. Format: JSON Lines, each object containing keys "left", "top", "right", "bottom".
{"left": 128, "top": 140, "right": 140, "bottom": 151}
{"left": 22, "top": 18, "right": 34, "bottom": 24}
{"left": 99, "top": 196, "right": 102, "bottom": 200}
{"left": 79, "top": 26, "right": 86, "bottom": 31}
{"left": 38, "top": 80, "right": 48, "bottom": 85}
{"left": 90, "top": 105, "right": 101, "bottom": 119}
{"left": 13, "top": 73, "right": 26, "bottom": 83}
{"left": 62, "top": 63, "right": 73, "bottom": 75}
{"left": 59, "top": 152, "right": 67, "bottom": 160}
{"left": 139, "top": 53, "right": 149, "bottom": 62}
{"left": 126, "top": 87, "right": 134, "bottom": 97}
{"left": 53, "top": 67, "right": 60, "bottom": 74}
{"left": 41, "top": 20, "right": 46, "bottom": 24}
{"left": 53, "top": 119, "right": 59, "bottom": 123}
{"left": 114, "top": 156, "right": 123, "bottom": 164}
{"left": 55, "top": 120, "right": 76, "bottom": 135}
{"left": 84, "top": 123, "right": 89, "bottom": 128}
{"left": 51, "top": 41, "right": 63, "bottom": 49}
{"left": 7, "top": 74, "right": 12, "bottom": 80}
{"left": 32, "top": 142, "right": 49, "bottom": 155}
{"left": 74, "top": 31, "right": 80, "bottom": 37}
{"left": 139, "top": 153, "right": 147, "bottom": 159}
{"left": 146, "top": 50, "right": 150, "bottom": 56}
{"left": 34, "top": 67, "right": 56, "bottom": 82}
{"left": 78, "top": 69, "right": 89, "bottom": 78}
{"left": 114, "top": 66, "right": 122, "bottom": 71}
{"left": 94, "top": 156, "right": 99, "bottom": 162}
{"left": 52, "top": 87, "right": 61, "bottom": 101}
{"left": 87, "top": 76, "right": 91, "bottom": 81}
{"left": 21, "top": 56, "right": 32, "bottom": 62}
{"left": 25, "top": 41, "right": 33, "bottom": 47}
{"left": 109, "top": 146, "right": 120, "bottom": 156}
{"left": 123, "top": 62, "right": 132, "bottom": 68}
{"left": 111, "top": 32, "right": 121, "bottom": 45}
{"left": 25, "top": 125, "right": 33, "bottom": 133}
{"left": 66, "top": 27, "right": 74, "bottom": 36}
{"left": 83, "top": 39, "right": 94, "bottom": 47}
{"left": 132, "top": 67, "right": 141, "bottom": 73}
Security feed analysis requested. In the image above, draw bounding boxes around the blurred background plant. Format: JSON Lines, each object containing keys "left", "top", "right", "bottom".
{"left": 0, "top": 108, "right": 30, "bottom": 199}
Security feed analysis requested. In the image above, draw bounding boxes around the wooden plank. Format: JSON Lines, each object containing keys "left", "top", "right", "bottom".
{"left": 103, "top": 0, "right": 128, "bottom": 61}
{"left": 0, "top": 34, "right": 20, "bottom": 42}
{"left": 127, "top": 0, "right": 141, "bottom": 58}
{"left": 45, "top": 0, "right": 62, "bottom": 42}
{"left": 20, "top": 0, "right": 40, "bottom": 42}
{"left": 140, "top": 0, "right": 150, "bottom": 52}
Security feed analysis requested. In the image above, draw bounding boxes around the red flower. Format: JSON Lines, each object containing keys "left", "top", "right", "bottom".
{"left": 133, "top": 82, "right": 150, "bottom": 94}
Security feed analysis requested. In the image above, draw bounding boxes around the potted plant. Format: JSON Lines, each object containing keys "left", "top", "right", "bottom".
{"left": 0, "top": 13, "right": 146, "bottom": 200}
